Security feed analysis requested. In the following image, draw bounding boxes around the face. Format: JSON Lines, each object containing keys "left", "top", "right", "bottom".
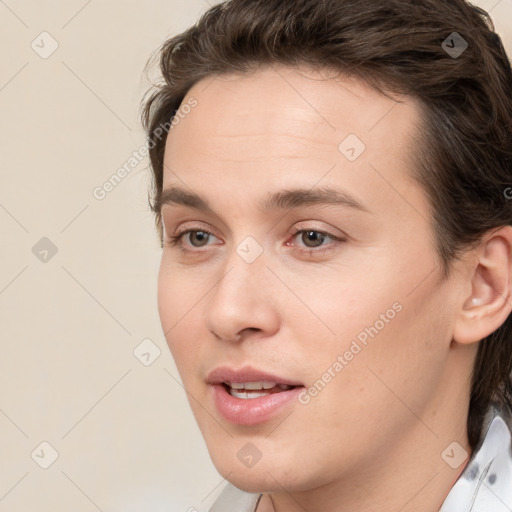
{"left": 157, "top": 65, "right": 466, "bottom": 494}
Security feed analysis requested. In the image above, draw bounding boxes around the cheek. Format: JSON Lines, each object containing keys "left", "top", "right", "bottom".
{"left": 297, "top": 294, "right": 449, "bottom": 453}
{"left": 297, "top": 250, "right": 448, "bottom": 396}
{"left": 157, "top": 263, "right": 177, "bottom": 338}
{"left": 294, "top": 267, "right": 401, "bottom": 352}
{"left": 157, "top": 260, "right": 200, "bottom": 371}
{"left": 157, "top": 255, "right": 202, "bottom": 329}
{"left": 157, "top": 268, "right": 172, "bottom": 322}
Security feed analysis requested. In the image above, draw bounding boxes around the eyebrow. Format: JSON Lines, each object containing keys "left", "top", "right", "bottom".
{"left": 157, "top": 185, "right": 371, "bottom": 215}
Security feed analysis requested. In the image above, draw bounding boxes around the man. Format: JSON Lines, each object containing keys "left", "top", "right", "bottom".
{"left": 141, "top": 0, "right": 512, "bottom": 510}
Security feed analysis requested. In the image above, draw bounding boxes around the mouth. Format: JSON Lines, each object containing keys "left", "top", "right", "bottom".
{"left": 207, "top": 366, "right": 305, "bottom": 425}
{"left": 222, "top": 381, "right": 298, "bottom": 399}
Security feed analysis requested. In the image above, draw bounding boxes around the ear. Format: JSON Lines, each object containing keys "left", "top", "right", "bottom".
{"left": 453, "top": 226, "right": 512, "bottom": 345}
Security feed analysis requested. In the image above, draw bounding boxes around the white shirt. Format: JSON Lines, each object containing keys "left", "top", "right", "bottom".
{"left": 209, "top": 403, "right": 512, "bottom": 512}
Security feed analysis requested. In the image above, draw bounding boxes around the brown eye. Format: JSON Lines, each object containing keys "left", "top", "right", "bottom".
{"left": 165, "top": 228, "right": 217, "bottom": 249}
{"left": 187, "top": 230, "right": 211, "bottom": 247}
{"left": 301, "top": 230, "right": 327, "bottom": 248}
{"left": 289, "top": 228, "right": 345, "bottom": 255}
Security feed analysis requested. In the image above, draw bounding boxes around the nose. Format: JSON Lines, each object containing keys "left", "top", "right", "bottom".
{"left": 203, "top": 246, "right": 280, "bottom": 343}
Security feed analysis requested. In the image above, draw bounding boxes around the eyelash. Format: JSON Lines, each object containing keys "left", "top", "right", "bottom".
{"left": 164, "top": 226, "right": 345, "bottom": 255}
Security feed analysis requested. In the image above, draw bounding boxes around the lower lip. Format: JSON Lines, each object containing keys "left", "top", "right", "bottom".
{"left": 210, "top": 384, "right": 304, "bottom": 426}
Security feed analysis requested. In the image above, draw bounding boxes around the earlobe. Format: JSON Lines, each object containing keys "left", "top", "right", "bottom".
{"left": 453, "top": 226, "right": 512, "bottom": 345}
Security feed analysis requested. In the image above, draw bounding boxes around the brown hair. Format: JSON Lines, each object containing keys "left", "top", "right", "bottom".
{"left": 140, "top": 0, "right": 512, "bottom": 449}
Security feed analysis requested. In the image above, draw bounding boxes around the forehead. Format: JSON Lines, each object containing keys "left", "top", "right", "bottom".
{"left": 187, "top": 66, "right": 412, "bottom": 129}
{"left": 162, "top": 65, "right": 429, "bottom": 222}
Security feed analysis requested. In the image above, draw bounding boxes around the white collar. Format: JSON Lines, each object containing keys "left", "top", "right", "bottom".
{"left": 439, "top": 403, "right": 512, "bottom": 511}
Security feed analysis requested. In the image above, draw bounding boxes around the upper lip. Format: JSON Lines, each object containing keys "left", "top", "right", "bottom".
{"left": 206, "top": 366, "right": 304, "bottom": 386}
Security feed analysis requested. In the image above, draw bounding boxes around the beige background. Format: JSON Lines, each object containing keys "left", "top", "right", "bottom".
{"left": 0, "top": 1, "right": 511, "bottom": 510}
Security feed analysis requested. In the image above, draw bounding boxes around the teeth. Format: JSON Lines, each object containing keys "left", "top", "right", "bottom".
{"left": 229, "top": 389, "right": 271, "bottom": 399}
{"left": 225, "top": 382, "right": 296, "bottom": 398}
{"left": 228, "top": 381, "right": 277, "bottom": 390}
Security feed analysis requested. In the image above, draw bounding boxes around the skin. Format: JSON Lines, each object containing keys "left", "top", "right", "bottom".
{"left": 157, "top": 65, "right": 512, "bottom": 512}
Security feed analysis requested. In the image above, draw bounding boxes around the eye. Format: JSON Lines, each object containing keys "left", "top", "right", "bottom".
{"left": 165, "top": 228, "right": 217, "bottom": 249}
{"left": 288, "top": 228, "right": 345, "bottom": 254}
{"left": 164, "top": 226, "right": 345, "bottom": 255}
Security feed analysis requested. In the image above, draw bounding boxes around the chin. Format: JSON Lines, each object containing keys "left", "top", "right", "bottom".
{"left": 210, "top": 452, "right": 311, "bottom": 494}
{"left": 223, "top": 470, "right": 290, "bottom": 494}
